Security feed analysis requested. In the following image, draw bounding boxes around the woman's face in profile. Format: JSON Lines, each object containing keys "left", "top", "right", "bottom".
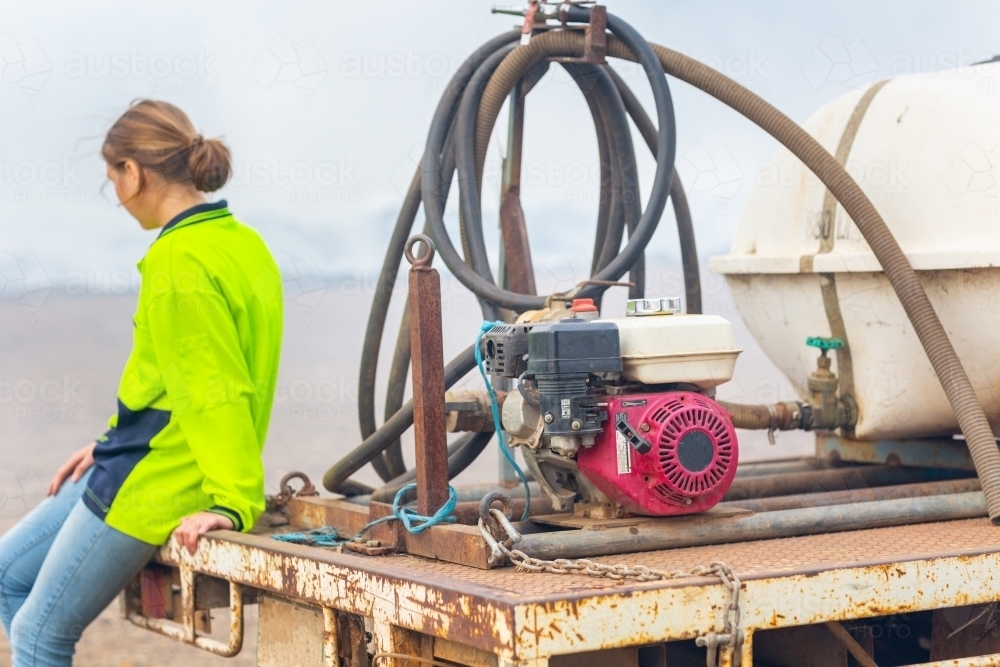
{"left": 106, "top": 159, "right": 159, "bottom": 230}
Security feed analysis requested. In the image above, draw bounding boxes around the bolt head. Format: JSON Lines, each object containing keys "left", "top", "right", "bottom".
{"left": 640, "top": 423, "right": 651, "bottom": 433}
{"left": 543, "top": 413, "right": 554, "bottom": 423}
{"left": 571, "top": 419, "right": 582, "bottom": 430}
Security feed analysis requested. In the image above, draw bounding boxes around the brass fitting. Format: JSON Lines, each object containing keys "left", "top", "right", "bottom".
{"left": 803, "top": 337, "right": 857, "bottom": 431}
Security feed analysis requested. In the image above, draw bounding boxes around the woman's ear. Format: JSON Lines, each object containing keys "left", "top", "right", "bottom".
{"left": 108, "top": 158, "right": 144, "bottom": 205}
{"left": 121, "top": 159, "right": 143, "bottom": 197}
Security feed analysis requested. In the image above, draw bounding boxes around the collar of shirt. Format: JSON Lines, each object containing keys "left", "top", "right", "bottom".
{"left": 156, "top": 200, "right": 230, "bottom": 239}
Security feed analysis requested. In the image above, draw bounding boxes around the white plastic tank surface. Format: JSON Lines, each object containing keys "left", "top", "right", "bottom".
{"left": 709, "top": 62, "right": 1000, "bottom": 440}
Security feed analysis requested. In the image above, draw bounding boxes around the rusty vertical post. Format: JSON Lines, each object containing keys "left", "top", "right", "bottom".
{"left": 404, "top": 235, "right": 449, "bottom": 516}
{"left": 498, "top": 78, "right": 536, "bottom": 298}
{"left": 497, "top": 78, "right": 534, "bottom": 487}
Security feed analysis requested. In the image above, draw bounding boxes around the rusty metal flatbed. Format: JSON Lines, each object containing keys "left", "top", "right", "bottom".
{"left": 147, "top": 515, "right": 1000, "bottom": 666}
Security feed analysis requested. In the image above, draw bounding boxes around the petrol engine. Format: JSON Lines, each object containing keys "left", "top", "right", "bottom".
{"left": 480, "top": 298, "right": 743, "bottom": 517}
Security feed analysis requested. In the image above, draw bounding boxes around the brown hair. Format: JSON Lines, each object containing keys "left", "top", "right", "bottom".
{"left": 102, "top": 100, "right": 232, "bottom": 193}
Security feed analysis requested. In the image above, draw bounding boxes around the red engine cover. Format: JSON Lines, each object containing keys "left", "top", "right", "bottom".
{"left": 576, "top": 391, "right": 738, "bottom": 516}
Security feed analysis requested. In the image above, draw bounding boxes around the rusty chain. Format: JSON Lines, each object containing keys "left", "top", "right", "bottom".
{"left": 478, "top": 499, "right": 743, "bottom": 667}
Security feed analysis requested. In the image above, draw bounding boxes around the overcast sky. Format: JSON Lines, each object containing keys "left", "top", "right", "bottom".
{"left": 2, "top": 0, "right": 999, "bottom": 298}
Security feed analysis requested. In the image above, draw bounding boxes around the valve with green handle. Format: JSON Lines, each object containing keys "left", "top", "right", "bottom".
{"left": 806, "top": 336, "right": 844, "bottom": 355}
{"left": 805, "top": 336, "right": 854, "bottom": 432}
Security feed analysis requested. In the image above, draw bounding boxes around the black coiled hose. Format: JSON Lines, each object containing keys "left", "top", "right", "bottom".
{"left": 326, "top": 10, "right": 695, "bottom": 495}
{"left": 327, "top": 9, "right": 1000, "bottom": 526}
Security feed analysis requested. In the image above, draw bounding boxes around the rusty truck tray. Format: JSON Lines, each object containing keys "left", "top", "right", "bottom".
{"left": 147, "top": 515, "right": 1000, "bottom": 666}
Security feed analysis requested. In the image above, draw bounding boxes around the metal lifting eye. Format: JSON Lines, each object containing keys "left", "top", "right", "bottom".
{"left": 404, "top": 234, "right": 436, "bottom": 267}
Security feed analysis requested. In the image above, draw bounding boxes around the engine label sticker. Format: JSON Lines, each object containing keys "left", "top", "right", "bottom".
{"left": 620, "top": 399, "right": 647, "bottom": 408}
{"left": 560, "top": 398, "right": 571, "bottom": 419}
{"left": 616, "top": 428, "right": 632, "bottom": 475}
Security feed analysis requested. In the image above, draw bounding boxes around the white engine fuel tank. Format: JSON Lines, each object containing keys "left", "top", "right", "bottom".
{"left": 605, "top": 310, "right": 741, "bottom": 389}
{"left": 710, "top": 62, "right": 1000, "bottom": 440}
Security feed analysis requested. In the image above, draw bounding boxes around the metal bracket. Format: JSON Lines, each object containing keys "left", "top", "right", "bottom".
{"left": 551, "top": 4, "right": 607, "bottom": 64}
{"left": 124, "top": 565, "right": 244, "bottom": 657}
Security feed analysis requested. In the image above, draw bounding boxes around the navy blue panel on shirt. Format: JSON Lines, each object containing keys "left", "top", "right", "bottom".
{"left": 83, "top": 399, "right": 170, "bottom": 519}
{"left": 157, "top": 199, "right": 228, "bottom": 237}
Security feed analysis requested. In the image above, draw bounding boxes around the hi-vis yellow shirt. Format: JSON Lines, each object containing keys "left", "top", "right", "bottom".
{"left": 84, "top": 201, "right": 283, "bottom": 545}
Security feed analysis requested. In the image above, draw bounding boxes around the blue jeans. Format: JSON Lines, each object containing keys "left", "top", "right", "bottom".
{"left": 0, "top": 470, "right": 157, "bottom": 666}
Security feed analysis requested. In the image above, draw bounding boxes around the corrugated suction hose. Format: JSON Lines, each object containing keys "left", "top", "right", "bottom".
{"left": 613, "top": 37, "right": 1000, "bottom": 523}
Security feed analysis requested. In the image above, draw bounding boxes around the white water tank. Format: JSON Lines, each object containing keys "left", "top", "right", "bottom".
{"left": 710, "top": 62, "right": 1000, "bottom": 440}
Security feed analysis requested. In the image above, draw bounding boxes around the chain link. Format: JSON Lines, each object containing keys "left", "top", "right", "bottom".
{"left": 479, "top": 510, "right": 743, "bottom": 667}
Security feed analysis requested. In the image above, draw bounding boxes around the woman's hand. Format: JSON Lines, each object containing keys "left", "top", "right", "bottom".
{"left": 47, "top": 442, "right": 97, "bottom": 496}
{"left": 172, "top": 512, "right": 235, "bottom": 554}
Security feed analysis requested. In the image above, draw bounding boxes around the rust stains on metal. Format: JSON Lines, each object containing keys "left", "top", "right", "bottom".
{"left": 142, "top": 517, "right": 1000, "bottom": 663}
{"left": 157, "top": 533, "right": 517, "bottom": 656}
{"left": 125, "top": 565, "right": 244, "bottom": 657}
{"left": 498, "top": 76, "right": 536, "bottom": 299}
{"left": 405, "top": 234, "right": 449, "bottom": 516}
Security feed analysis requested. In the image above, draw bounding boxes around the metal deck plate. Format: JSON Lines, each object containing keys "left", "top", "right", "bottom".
{"left": 302, "top": 517, "right": 1000, "bottom": 595}
{"left": 155, "top": 517, "right": 1000, "bottom": 665}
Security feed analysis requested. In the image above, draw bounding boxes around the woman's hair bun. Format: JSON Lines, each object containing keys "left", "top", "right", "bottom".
{"left": 186, "top": 136, "right": 232, "bottom": 193}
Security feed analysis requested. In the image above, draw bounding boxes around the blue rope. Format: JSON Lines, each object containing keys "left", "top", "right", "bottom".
{"left": 271, "top": 526, "right": 344, "bottom": 547}
{"left": 385, "top": 482, "right": 457, "bottom": 534}
{"left": 476, "top": 321, "right": 531, "bottom": 521}
{"left": 271, "top": 483, "right": 458, "bottom": 547}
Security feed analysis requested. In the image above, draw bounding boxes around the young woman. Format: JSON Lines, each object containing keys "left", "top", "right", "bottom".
{"left": 0, "top": 100, "right": 283, "bottom": 666}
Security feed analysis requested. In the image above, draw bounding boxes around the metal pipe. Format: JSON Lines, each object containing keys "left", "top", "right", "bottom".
{"left": 734, "top": 457, "right": 830, "bottom": 478}
{"left": 724, "top": 465, "right": 972, "bottom": 502}
{"left": 724, "top": 478, "right": 982, "bottom": 513}
{"left": 346, "top": 482, "right": 544, "bottom": 506}
{"left": 368, "top": 431, "right": 495, "bottom": 504}
{"left": 517, "top": 492, "right": 988, "bottom": 560}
